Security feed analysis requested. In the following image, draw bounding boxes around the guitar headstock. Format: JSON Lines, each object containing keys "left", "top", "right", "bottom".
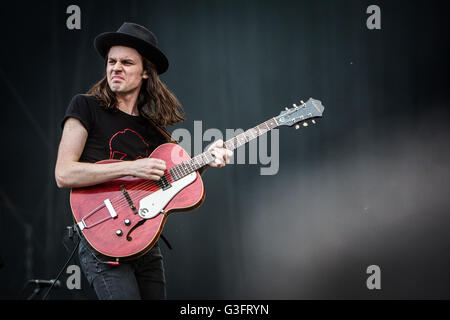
{"left": 275, "top": 98, "right": 325, "bottom": 129}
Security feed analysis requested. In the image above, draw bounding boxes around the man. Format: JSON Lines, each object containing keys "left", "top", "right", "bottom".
{"left": 55, "top": 22, "right": 232, "bottom": 299}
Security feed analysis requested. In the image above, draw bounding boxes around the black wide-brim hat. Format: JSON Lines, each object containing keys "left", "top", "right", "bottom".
{"left": 94, "top": 22, "right": 169, "bottom": 74}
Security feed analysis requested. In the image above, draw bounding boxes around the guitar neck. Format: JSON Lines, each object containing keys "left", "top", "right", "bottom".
{"left": 169, "top": 117, "right": 279, "bottom": 181}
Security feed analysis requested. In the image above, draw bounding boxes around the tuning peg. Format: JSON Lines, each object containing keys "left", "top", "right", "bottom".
{"left": 285, "top": 107, "right": 289, "bottom": 111}
{"left": 292, "top": 103, "right": 297, "bottom": 108}
{"left": 303, "top": 122, "right": 308, "bottom": 127}
{"left": 311, "top": 119, "right": 316, "bottom": 124}
{"left": 295, "top": 124, "right": 300, "bottom": 129}
{"left": 300, "top": 100, "right": 305, "bottom": 105}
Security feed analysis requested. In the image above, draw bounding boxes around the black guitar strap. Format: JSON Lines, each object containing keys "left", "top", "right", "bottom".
{"left": 147, "top": 117, "right": 179, "bottom": 144}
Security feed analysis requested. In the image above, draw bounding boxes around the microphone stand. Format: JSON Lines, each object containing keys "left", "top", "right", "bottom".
{"left": 26, "top": 280, "right": 61, "bottom": 300}
{"left": 27, "top": 285, "right": 43, "bottom": 300}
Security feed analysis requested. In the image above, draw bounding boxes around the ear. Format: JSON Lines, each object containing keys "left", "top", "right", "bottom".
{"left": 142, "top": 70, "right": 149, "bottom": 79}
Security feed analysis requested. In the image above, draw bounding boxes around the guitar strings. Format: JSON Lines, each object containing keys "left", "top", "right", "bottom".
{"left": 94, "top": 153, "right": 211, "bottom": 214}
{"left": 109, "top": 164, "right": 193, "bottom": 209}
{"left": 81, "top": 168, "right": 190, "bottom": 220}
{"left": 80, "top": 173, "right": 163, "bottom": 220}
{"left": 105, "top": 172, "right": 171, "bottom": 212}
{"left": 81, "top": 139, "right": 235, "bottom": 219}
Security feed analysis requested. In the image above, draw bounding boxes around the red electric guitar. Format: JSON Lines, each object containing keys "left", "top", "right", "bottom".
{"left": 70, "top": 98, "right": 325, "bottom": 260}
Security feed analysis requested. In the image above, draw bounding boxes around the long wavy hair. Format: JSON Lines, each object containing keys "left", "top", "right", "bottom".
{"left": 87, "top": 56, "right": 184, "bottom": 127}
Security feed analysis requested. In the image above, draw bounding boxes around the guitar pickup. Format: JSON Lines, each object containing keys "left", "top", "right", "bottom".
{"left": 157, "top": 175, "right": 171, "bottom": 190}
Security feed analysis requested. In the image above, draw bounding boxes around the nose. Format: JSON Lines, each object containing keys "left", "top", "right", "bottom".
{"left": 111, "top": 62, "right": 123, "bottom": 73}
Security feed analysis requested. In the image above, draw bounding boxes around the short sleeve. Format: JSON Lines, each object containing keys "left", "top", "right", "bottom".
{"left": 61, "top": 94, "right": 94, "bottom": 132}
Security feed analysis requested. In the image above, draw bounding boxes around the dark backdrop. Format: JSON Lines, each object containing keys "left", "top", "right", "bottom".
{"left": 0, "top": 0, "right": 449, "bottom": 299}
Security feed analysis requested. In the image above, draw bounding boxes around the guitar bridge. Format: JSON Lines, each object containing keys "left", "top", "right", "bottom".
{"left": 120, "top": 185, "right": 138, "bottom": 215}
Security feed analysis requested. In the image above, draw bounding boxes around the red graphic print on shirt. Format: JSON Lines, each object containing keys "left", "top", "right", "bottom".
{"left": 109, "top": 129, "right": 150, "bottom": 160}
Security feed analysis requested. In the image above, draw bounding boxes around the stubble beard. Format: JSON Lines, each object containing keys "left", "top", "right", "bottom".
{"left": 108, "top": 81, "right": 142, "bottom": 97}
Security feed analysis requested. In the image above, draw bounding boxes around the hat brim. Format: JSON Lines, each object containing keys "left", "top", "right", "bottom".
{"left": 94, "top": 32, "right": 169, "bottom": 74}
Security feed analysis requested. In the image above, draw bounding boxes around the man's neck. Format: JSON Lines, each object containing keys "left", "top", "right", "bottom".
{"left": 116, "top": 90, "right": 140, "bottom": 116}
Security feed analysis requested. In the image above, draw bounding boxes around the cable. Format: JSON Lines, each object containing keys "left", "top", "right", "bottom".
{"left": 41, "top": 233, "right": 81, "bottom": 300}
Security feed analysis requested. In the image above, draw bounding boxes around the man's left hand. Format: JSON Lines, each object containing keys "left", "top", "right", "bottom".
{"left": 207, "top": 139, "right": 233, "bottom": 168}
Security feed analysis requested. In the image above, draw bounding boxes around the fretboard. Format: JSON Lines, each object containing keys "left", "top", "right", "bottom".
{"left": 169, "top": 118, "right": 278, "bottom": 181}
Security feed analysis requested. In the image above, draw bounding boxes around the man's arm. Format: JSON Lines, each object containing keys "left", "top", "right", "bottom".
{"left": 55, "top": 118, "right": 166, "bottom": 188}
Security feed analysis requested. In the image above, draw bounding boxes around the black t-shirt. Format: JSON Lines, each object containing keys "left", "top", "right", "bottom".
{"left": 61, "top": 94, "right": 168, "bottom": 163}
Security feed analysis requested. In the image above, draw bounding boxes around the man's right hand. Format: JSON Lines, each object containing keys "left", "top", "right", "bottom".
{"left": 129, "top": 158, "right": 166, "bottom": 181}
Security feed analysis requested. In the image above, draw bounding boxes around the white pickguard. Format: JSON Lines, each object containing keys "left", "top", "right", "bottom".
{"left": 138, "top": 172, "right": 197, "bottom": 219}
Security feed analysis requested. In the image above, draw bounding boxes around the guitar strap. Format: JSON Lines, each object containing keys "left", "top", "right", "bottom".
{"left": 147, "top": 117, "right": 179, "bottom": 144}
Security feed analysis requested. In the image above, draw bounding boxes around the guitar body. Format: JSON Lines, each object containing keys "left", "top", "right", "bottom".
{"left": 70, "top": 143, "right": 205, "bottom": 260}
